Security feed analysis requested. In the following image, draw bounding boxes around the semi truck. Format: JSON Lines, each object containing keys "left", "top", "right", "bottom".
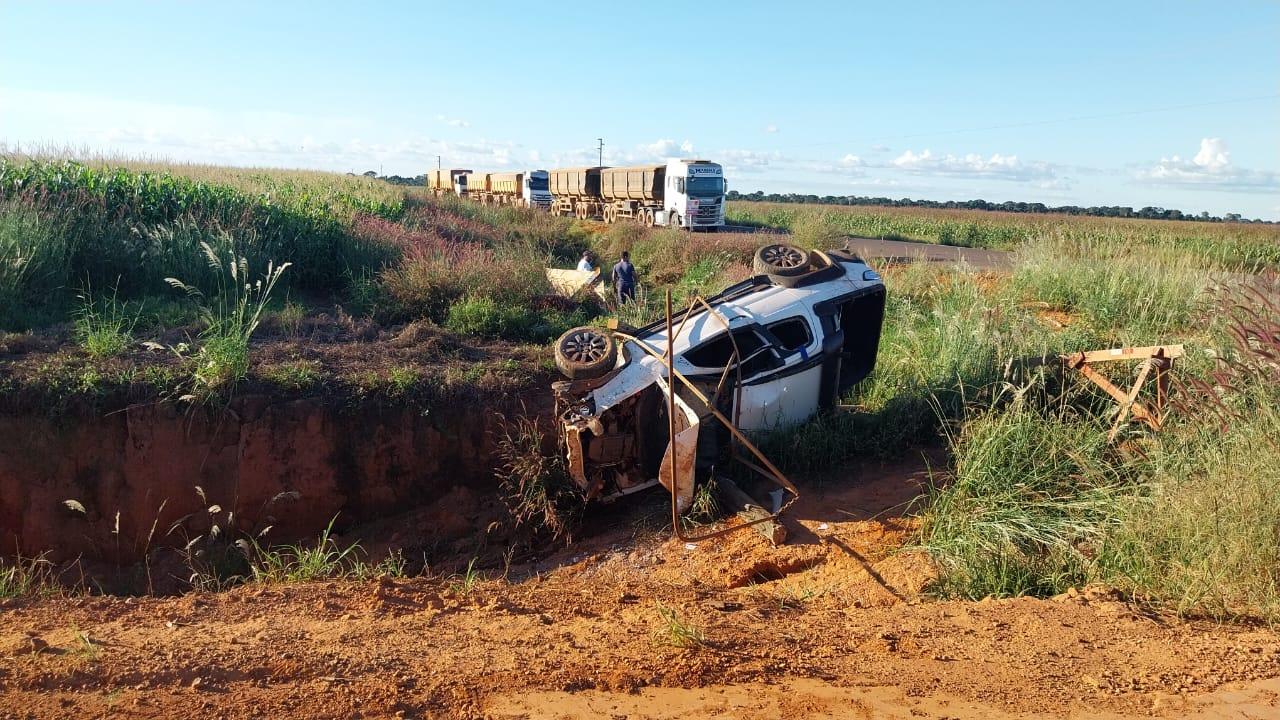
{"left": 462, "top": 170, "right": 553, "bottom": 209}
{"left": 548, "top": 159, "right": 725, "bottom": 230}
{"left": 426, "top": 168, "right": 471, "bottom": 198}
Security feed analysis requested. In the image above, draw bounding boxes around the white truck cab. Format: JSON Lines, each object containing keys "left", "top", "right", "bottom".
{"left": 665, "top": 159, "right": 725, "bottom": 230}
{"left": 524, "top": 170, "right": 553, "bottom": 209}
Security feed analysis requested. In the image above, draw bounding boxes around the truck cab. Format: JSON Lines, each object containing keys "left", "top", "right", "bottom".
{"left": 665, "top": 159, "right": 725, "bottom": 230}
{"left": 523, "top": 170, "right": 553, "bottom": 209}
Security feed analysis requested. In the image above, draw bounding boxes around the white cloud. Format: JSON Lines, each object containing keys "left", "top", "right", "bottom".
{"left": 870, "top": 144, "right": 890, "bottom": 153}
{"left": 717, "top": 149, "right": 782, "bottom": 174}
{"left": 1137, "top": 138, "right": 1278, "bottom": 192}
{"left": 888, "top": 149, "right": 1057, "bottom": 182}
{"left": 839, "top": 154, "right": 862, "bottom": 168}
{"left": 765, "top": 124, "right": 778, "bottom": 134}
{"left": 435, "top": 114, "right": 470, "bottom": 128}
{"left": 639, "top": 138, "right": 695, "bottom": 160}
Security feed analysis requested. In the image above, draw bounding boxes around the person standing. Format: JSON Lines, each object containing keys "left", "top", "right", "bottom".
{"left": 611, "top": 251, "right": 636, "bottom": 304}
{"left": 576, "top": 250, "right": 594, "bottom": 273}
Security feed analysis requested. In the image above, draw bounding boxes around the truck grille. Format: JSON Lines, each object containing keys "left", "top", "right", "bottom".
{"left": 695, "top": 201, "right": 721, "bottom": 223}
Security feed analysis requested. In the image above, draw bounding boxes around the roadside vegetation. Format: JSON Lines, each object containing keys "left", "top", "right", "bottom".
{"left": 728, "top": 201, "right": 1280, "bottom": 269}
{"left": 3, "top": 155, "right": 1280, "bottom": 622}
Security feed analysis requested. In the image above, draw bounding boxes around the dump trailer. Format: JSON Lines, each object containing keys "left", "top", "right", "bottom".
{"left": 466, "top": 170, "right": 553, "bottom": 208}
{"left": 548, "top": 167, "right": 604, "bottom": 219}
{"left": 548, "top": 159, "right": 725, "bottom": 230}
{"left": 426, "top": 168, "right": 471, "bottom": 198}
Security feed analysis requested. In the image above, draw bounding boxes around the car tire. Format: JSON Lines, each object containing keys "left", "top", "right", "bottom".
{"left": 753, "top": 243, "right": 812, "bottom": 278}
{"left": 554, "top": 326, "right": 617, "bottom": 380}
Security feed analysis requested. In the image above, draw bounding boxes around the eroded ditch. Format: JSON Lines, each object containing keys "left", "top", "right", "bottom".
{"left": 0, "top": 387, "right": 552, "bottom": 582}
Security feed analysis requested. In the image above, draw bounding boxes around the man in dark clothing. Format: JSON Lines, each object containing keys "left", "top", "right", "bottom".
{"left": 611, "top": 251, "right": 637, "bottom": 304}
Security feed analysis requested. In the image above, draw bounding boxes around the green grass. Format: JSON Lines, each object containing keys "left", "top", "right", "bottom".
{"left": 652, "top": 603, "right": 706, "bottom": 649}
{"left": 0, "top": 555, "right": 60, "bottom": 599}
{"left": 727, "top": 200, "right": 1280, "bottom": 269}
{"left": 249, "top": 518, "right": 362, "bottom": 584}
{"left": 920, "top": 397, "right": 1130, "bottom": 598}
{"left": 166, "top": 242, "right": 289, "bottom": 399}
{"left": 74, "top": 283, "right": 139, "bottom": 358}
{"left": 261, "top": 359, "right": 323, "bottom": 391}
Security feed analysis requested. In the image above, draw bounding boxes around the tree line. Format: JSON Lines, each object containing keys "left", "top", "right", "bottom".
{"left": 726, "top": 190, "right": 1271, "bottom": 225}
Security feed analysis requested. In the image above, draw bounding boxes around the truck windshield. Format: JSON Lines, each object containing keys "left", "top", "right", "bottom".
{"left": 686, "top": 176, "right": 724, "bottom": 197}
{"left": 529, "top": 176, "right": 549, "bottom": 191}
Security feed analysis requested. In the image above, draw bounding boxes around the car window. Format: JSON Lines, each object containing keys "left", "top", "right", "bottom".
{"left": 766, "top": 317, "right": 811, "bottom": 353}
{"left": 683, "top": 327, "right": 778, "bottom": 376}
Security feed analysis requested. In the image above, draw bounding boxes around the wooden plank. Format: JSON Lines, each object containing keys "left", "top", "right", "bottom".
{"left": 1075, "top": 345, "right": 1184, "bottom": 364}
{"left": 1109, "top": 357, "right": 1155, "bottom": 441}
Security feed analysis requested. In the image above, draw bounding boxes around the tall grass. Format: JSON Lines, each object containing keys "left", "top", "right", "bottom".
{"left": 728, "top": 201, "right": 1280, "bottom": 269}
{"left": 921, "top": 396, "right": 1130, "bottom": 598}
{"left": 166, "top": 242, "right": 289, "bottom": 396}
{"left": 0, "top": 158, "right": 398, "bottom": 329}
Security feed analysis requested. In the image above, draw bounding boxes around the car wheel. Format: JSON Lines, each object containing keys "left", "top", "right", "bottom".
{"left": 554, "top": 326, "right": 617, "bottom": 380}
{"left": 753, "top": 243, "right": 812, "bottom": 277}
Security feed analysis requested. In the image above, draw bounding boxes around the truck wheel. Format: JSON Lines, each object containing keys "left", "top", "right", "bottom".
{"left": 554, "top": 326, "right": 617, "bottom": 380}
{"left": 753, "top": 243, "right": 812, "bottom": 278}
{"left": 669, "top": 212, "right": 681, "bottom": 230}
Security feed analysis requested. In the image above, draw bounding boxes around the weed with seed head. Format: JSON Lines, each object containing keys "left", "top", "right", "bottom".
{"left": 166, "top": 240, "right": 290, "bottom": 400}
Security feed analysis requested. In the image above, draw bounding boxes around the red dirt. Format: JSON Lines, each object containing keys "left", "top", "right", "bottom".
{"left": 3, "top": 457, "right": 1279, "bottom": 719}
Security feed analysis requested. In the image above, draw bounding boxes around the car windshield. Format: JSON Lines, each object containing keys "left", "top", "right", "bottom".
{"left": 529, "top": 176, "right": 549, "bottom": 191}
{"left": 687, "top": 176, "right": 723, "bottom": 197}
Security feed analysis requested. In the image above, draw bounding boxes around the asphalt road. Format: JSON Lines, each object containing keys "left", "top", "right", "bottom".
{"left": 841, "top": 236, "right": 1011, "bottom": 271}
{"left": 719, "top": 225, "right": 1011, "bottom": 271}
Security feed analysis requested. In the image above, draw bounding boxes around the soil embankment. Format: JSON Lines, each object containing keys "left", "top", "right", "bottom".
{"left": 0, "top": 390, "right": 545, "bottom": 566}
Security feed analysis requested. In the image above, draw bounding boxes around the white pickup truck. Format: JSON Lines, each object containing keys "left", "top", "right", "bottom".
{"left": 551, "top": 244, "right": 886, "bottom": 507}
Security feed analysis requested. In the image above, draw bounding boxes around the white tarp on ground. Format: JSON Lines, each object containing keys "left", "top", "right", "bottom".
{"left": 545, "top": 268, "right": 609, "bottom": 302}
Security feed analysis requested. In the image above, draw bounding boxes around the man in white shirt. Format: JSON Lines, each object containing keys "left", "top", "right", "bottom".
{"left": 576, "top": 251, "right": 594, "bottom": 273}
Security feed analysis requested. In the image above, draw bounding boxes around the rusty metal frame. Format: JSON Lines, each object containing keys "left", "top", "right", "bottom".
{"left": 613, "top": 290, "right": 799, "bottom": 544}
{"left": 1061, "top": 344, "right": 1184, "bottom": 442}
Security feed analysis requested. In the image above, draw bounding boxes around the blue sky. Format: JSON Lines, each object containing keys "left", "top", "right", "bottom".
{"left": 2, "top": 1, "right": 1277, "bottom": 218}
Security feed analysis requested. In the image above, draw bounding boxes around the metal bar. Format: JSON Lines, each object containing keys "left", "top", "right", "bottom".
{"left": 666, "top": 289, "right": 680, "bottom": 540}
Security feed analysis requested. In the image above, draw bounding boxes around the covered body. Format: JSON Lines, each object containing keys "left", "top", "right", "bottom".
{"left": 548, "top": 167, "right": 603, "bottom": 199}
{"left": 599, "top": 165, "right": 665, "bottom": 203}
{"left": 426, "top": 169, "right": 471, "bottom": 194}
{"left": 462, "top": 172, "right": 491, "bottom": 194}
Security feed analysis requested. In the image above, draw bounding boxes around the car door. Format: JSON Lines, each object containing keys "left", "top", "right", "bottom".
{"left": 733, "top": 313, "right": 825, "bottom": 431}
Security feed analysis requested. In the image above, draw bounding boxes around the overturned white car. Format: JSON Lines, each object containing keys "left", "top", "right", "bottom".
{"left": 551, "top": 244, "right": 886, "bottom": 508}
